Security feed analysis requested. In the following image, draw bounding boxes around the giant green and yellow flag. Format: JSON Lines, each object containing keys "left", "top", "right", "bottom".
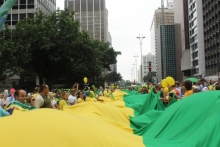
{"left": 0, "top": 0, "right": 17, "bottom": 30}
{"left": 0, "top": 90, "right": 220, "bottom": 146}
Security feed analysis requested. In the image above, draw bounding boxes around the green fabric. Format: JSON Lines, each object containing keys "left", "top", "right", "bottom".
{"left": 9, "top": 100, "right": 35, "bottom": 110}
{"left": 123, "top": 90, "right": 220, "bottom": 147}
{"left": 109, "top": 92, "right": 114, "bottom": 100}
{"left": 0, "top": 0, "right": 17, "bottom": 16}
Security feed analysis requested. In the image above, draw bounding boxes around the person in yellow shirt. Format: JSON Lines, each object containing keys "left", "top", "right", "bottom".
{"left": 77, "top": 92, "right": 85, "bottom": 103}
{"left": 85, "top": 91, "right": 95, "bottom": 102}
{"left": 184, "top": 80, "right": 193, "bottom": 98}
{"left": 59, "top": 92, "right": 68, "bottom": 111}
{"left": 32, "top": 87, "right": 39, "bottom": 99}
{"left": 207, "top": 81, "right": 213, "bottom": 91}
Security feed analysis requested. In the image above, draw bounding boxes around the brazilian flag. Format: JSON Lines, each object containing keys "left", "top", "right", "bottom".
{"left": 1, "top": 90, "right": 220, "bottom": 146}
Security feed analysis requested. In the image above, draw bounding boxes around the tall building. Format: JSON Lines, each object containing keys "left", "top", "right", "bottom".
{"left": 174, "top": 0, "right": 191, "bottom": 78}
{"left": 188, "top": 0, "right": 205, "bottom": 78}
{"left": 142, "top": 53, "right": 156, "bottom": 78}
{"left": 65, "top": 0, "right": 108, "bottom": 42}
{"left": 203, "top": 0, "right": 220, "bottom": 80}
{"left": 150, "top": 7, "right": 174, "bottom": 55}
{"left": 108, "top": 32, "right": 117, "bottom": 73}
{"left": 150, "top": 4, "right": 174, "bottom": 81}
{"left": 156, "top": 24, "right": 182, "bottom": 82}
{"left": 2, "top": 0, "right": 56, "bottom": 29}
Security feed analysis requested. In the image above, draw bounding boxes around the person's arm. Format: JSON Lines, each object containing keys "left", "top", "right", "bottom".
{"left": 35, "top": 97, "right": 44, "bottom": 108}
{"left": 76, "top": 83, "right": 79, "bottom": 93}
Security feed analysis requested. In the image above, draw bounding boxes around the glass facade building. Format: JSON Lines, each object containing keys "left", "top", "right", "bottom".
{"left": 65, "top": 0, "right": 108, "bottom": 42}
{"left": 203, "top": 0, "right": 220, "bottom": 80}
{"left": 156, "top": 24, "right": 182, "bottom": 82}
{"left": 0, "top": 0, "right": 56, "bottom": 29}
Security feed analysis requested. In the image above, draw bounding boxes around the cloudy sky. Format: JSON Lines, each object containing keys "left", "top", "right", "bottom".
{"left": 56, "top": 0, "right": 163, "bottom": 81}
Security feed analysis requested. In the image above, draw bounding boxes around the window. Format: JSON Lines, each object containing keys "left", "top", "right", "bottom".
{"left": 20, "top": 14, "right": 26, "bottom": 19}
{"left": 12, "top": 14, "right": 18, "bottom": 20}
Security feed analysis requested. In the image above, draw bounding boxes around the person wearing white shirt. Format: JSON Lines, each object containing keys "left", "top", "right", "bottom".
{"left": 68, "top": 89, "right": 77, "bottom": 105}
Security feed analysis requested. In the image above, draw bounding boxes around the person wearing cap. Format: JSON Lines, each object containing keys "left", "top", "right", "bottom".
{"left": 184, "top": 80, "right": 193, "bottom": 98}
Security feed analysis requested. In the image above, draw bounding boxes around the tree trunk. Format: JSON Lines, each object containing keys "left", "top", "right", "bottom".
{"left": 39, "top": 75, "right": 43, "bottom": 86}
{"left": 46, "top": 78, "right": 53, "bottom": 90}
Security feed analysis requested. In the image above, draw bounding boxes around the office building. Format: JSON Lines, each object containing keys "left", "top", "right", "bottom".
{"left": 150, "top": 6, "right": 174, "bottom": 55}
{"left": 203, "top": 0, "right": 220, "bottom": 80}
{"left": 188, "top": 0, "right": 205, "bottom": 78}
{"left": 108, "top": 32, "right": 117, "bottom": 73}
{"left": 156, "top": 24, "right": 182, "bottom": 82}
{"left": 1, "top": 0, "right": 56, "bottom": 29}
{"left": 65, "top": 0, "right": 108, "bottom": 42}
{"left": 142, "top": 53, "right": 156, "bottom": 78}
{"left": 174, "top": 0, "right": 191, "bottom": 78}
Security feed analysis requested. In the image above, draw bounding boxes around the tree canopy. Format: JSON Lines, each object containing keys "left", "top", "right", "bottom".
{"left": 0, "top": 9, "right": 121, "bottom": 87}
{"left": 143, "top": 71, "right": 157, "bottom": 82}
{"left": 105, "top": 72, "right": 122, "bottom": 85}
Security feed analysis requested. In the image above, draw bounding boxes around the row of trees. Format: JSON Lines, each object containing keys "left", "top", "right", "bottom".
{"left": 0, "top": 10, "right": 121, "bottom": 88}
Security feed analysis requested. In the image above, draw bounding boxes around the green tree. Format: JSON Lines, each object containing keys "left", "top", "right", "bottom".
{"left": 0, "top": 9, "right": 121, "bottom": 88}
{"left": 105, "top": 72, "right": 122, "bottom": 85}
{"left": 143, "top": 71, "right": 157, "bottom": 82}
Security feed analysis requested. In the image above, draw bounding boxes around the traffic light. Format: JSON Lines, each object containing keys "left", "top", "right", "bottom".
{"left": 148, "top": 61, "right": 152, "bottom": 72}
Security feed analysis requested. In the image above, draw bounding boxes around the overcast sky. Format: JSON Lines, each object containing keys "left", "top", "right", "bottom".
{"left": 56, "top": 0, "right": 162, "bottom": 81}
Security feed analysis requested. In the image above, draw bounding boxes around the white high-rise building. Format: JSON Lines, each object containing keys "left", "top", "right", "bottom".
{"left": 188, "top": 0, "right": 205, "bottom": 78}
{"left": 142, "top": 53, "right": 156, "bottom": 78}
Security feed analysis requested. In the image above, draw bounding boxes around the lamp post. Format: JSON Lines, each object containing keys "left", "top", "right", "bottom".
{"left": 161, "top": 0, "right": 166, "bottom": 78}
{"left": 132, "top": 63, "right": 136, "bottom": 83}
{"left": 137, "top": 34, "right": 145, "bottom": 83}
{"left": 131, "top": 69, "right": 134, "bottom": 83}
{"left": 133, "top": 55, "right": 139, "bottom": 83}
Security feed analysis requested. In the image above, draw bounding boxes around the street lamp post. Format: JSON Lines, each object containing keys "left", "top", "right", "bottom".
{"left": 131, "top": 69, "right": 133, "bottom": 83}
{"left": 132, "top": 63, "right": 136, "bottom": 83}
{"left": 133, "top": 55, "right": 139, "bottom": 83}
{"left": 161, "top": 0, "right": 166, "bottom": 78}
{"left": 137, "top": 34, "right": 145, "bottom": 83}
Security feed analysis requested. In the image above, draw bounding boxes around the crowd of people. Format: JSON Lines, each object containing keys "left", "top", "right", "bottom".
{"left": 0, "top": 83, "right": 116, "bottom": 117}
{"left": 1, "top": 78, "right": 220, "bottom": 117}
{"left": 152, "top": 79, "right": 220, "bottom": 104}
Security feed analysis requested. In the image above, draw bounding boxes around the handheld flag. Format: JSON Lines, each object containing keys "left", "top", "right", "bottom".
{"left": 0, "top": 0, "right": 17, "bottom": 31}
{"left": 109, "top": 92, "right": 114, "bottom": 100}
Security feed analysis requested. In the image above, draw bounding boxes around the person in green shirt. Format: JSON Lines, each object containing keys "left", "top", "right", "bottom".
{"left": 35, "top": 84, "right": 52, "bottom": 108}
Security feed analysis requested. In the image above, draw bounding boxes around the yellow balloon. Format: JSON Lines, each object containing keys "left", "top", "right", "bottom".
{"left": 166, "top": 77, "right": 175, "bottom": 86}
{"left": 161, "top": 79, "right": 168, "bottom": 88}
{"left": 84, "top": 77, "right": 88, "bottom": 83}
{"left": 164, "top": 87, "right": 169, "bottom": 95}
